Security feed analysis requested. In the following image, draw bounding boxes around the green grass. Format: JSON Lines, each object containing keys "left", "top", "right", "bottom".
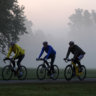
{"left": 27, "top": 68, "right": 96, "bottom": 79}
{"left": 0, "top": 82, "right": 96, "bottom": 96}
{"left": 0, "top": 67, "right": 96, "bottom": 80}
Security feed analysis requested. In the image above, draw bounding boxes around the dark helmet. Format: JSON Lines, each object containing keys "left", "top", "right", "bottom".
{"left": 69, "top": 41, "right": 74, "bottom": 46}
{"left": 10, "top": 41, "right": 16, "bottom": 46}
{"left": 43, "top": 41, "right": 48, "bottom": 46}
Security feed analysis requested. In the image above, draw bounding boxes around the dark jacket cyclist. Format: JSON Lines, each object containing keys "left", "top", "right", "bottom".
{"left": 38, "top": 41, "right": 56, "bottom": 71}
{"left": 64, "top": 41, "right": 85, "bottom": 69}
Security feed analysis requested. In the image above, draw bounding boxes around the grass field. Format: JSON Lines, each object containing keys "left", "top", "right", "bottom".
{"left": 0, "top": 82, "right": 96, "bottom": 96}
{"left": 17, "top": 68, "right": 96, "bottom": 79}
{"left": 0, "top": 68, "right": 96, "bottom": 96}
{"left": 0, "top": 67, "right": 96, "bottom": 80}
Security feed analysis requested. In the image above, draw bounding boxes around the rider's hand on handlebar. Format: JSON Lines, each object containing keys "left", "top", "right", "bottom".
{"left": 3, "top": 57, "right": 8, "bottom": 62}
{"left": 3, "top": 57, "right": 9, "bottom": 63}
{"left": 63, "top": 58, "right": 67, "bottom": 61}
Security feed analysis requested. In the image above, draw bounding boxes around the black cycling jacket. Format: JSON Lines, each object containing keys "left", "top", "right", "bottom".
{"left": 66, "top": 44, "right": 85, "bottom": 59}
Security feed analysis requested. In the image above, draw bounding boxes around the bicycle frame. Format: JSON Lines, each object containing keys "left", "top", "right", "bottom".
{"left": 71, "top": 61, "right": 80, "bottom": 76}
{"left": 65, "top": 59, "right": 82, "bottom": 76}
{"left": 37, "top": 58, "right": 50, "bottom": 68}
{"left": 4, "top": 58, "right": 18, "bottom": 72}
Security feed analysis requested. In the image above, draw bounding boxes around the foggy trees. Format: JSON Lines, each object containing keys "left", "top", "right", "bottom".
{"left": 25, "top": 19, "right": 32, "bottom": 34}
{"left": 0, "top": 0, "right": 27, "bottom": 53}
{"left": 68, "top": 8, "right": 96, "bottom": 41}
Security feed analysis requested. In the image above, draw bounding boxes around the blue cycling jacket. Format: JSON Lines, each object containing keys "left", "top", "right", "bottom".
{"left": 38, "top": 45, "right": 56, "bottom": 59}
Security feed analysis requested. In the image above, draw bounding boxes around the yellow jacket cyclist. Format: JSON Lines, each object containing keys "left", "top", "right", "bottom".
{"left": 5, "top": 42, "right": 25, "bottom": 69}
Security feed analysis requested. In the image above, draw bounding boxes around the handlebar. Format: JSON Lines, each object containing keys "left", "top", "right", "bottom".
{"left": 64, "top": 58, "right": 72, "bottom": 63}
{"left": 36, "top": 58, "right": 49, "bottom": 65}
{"left": 3, "top": 58, "right": 14, "bottom": 63}
{"left": 36, "top": 58, "right": 47, "bottom": 61}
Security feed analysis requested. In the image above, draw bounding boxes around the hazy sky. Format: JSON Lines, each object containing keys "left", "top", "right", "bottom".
{"left": 18, "top": 0, "right": 96, "bottom": 36}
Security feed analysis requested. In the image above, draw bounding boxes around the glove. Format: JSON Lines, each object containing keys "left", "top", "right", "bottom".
{"left": 64, "top": 58, "right": 67, "bottom": 60}
{"left": 3, "top": 57, "right": 8, "bottom": 61}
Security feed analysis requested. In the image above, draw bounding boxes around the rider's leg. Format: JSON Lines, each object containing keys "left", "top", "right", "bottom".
{"left": 12, "top": 60, "right": 15, "bottom": 68}
{"left": 50, "top": 54, "right": 56, "bottom": 72}
{"left": 17, "top": 55, "right": 25, "bottom": 70}
{"left": 77, "top": 54, "right": 84, "bottom": 68}
{"left": 11, "top": 60, "right": 16, "bottom": 71}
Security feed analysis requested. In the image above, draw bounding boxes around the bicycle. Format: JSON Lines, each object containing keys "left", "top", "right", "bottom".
{"left": 64, "top": 58, "right": 86, "bottom": 81}
{"left": 2, "top": 58, "right": 27, "bottom": 80}
{"left": 36, "top": 58, "right": 59, "bottom": 80}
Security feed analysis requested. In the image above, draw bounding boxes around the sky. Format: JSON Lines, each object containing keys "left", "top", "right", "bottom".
{"left": 14, "top": 0, "right": 96, "bottom": 69}
{"left": 18, "top": 0, "right": 96, "bottom": 36}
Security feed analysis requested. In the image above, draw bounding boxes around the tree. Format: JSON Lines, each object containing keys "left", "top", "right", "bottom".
{"left": 0, "top": 0, "right": 27, "bottom": 53}
{"left": 68, "top": 8, "right": 96, "bottom": 41}
{"left": 24, "top": 19, "right": 33, "bottom": 34}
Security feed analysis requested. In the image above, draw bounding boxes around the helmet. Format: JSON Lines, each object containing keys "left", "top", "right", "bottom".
{"left": 10, "top": 41, "right": 16, "bottom": 46}
{"left": 43, "top": 41, "right": 48, "bottom": 46}
{"left": 69, "top": 41, "right": 74, "bottom": 46}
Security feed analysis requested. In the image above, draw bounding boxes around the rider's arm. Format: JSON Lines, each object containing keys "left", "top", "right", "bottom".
{"left": 38, "top": 48, "right": 44, "bottom": 58}
{"left": 6, "top": 47, "right": 12, "bottom": 58}
{"left": 46, "top": 47, "right": 52, "bottom": 59}
{"left": 66, "top": 47, "right": 70, "bottom": 59}
{"left": 13, "top": 48, "right": 18, "bottom": 59}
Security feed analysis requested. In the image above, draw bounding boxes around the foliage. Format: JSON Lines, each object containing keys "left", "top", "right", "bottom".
{"left": 0, "top": 0, "right": 27, "bottom": 53}
{"left": 68, "top": 8, "right": 96, "bottom": 40}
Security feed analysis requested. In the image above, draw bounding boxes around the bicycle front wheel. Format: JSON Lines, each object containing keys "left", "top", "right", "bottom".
{"left": 2, "top": 65, "right": 13, "bottom": 80}
{"left": 64, "top": 65, "right": 73, "bottom": 81}
{"left": 18, "top": 66, "right": 27, "bottom": 80}
{"left": 78, "top": 65, "right": 86, "bottom": 81}
{"left": 51, "top": 65, "right": 59, "bottom": 80}
{"left": 36, "top": 64, "right": 46, "bottom": 80}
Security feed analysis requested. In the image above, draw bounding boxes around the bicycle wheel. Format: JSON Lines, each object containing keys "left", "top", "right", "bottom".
{"left": 36, "top": 64, "right": 46, "bottom": 80}
{"left": 51, "top": 65, "right": 59, "bottom": 80}
{"left": 64, "top": 65, "right": 73, "bottom": 81}
{"left": 78, "top": 65, "right": 86, "bottom": 80}
{"left": 18, "top": 66, "right": 27, "bottom": 80}
{"left": 2, "top": 65, "right": 13, "bottom": 80}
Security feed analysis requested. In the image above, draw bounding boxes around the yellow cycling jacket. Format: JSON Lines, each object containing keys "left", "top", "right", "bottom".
{"left": 7, "top": 44, "right": 25, "bottom": 58}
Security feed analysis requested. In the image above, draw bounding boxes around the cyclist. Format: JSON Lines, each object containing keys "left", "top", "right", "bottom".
{"left": 37, "top": 41, "right": 56, "bottom": 74}
{"left": 64, "top": 41, "right": 85, "bottom": 71}
{"left": 4, "top": 42, "right": 25, "bottom": 71}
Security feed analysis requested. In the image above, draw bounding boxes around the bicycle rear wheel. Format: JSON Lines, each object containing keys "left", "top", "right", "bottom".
{"left": 64, "top": 65, "right": 73, "bottom": 81}
{"left": 2, "top": 65, "right": 13, "bottom": 80}
{"left": 51, "top": 65, "right": 59, "bottom": 80}
{"left": 78, "top": 65, "right": 86, "bottom": 80}
{"left": 36, "top": 64, "right": 46, "bottom": 80}
{"left": 18, "top": 66, "right": 27, "bottom": 80}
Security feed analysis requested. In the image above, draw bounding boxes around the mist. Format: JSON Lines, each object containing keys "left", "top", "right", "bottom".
{"left": 1, "top": 8, "right": 96, "bottom": 69}
{"left": 16, "top": 8, "right": 96, "bottom": 69}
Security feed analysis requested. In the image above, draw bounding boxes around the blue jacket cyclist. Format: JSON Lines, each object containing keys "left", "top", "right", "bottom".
{"left": 38, "top": 41, "right": 56, "bottom": 71}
